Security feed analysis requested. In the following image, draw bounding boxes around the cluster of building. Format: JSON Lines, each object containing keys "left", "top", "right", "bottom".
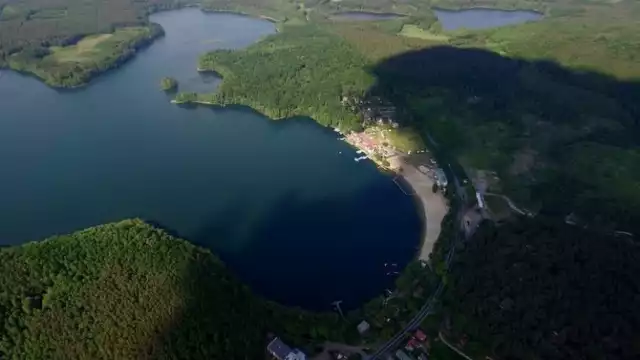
{"left": 341, "top": 95, "right": 400, "bottom": 128}
{"left": 388, "top": 329, "right": 431, "bottom": 360}
{"left": 345, "top": 131, "right": 396, "bottom": 159}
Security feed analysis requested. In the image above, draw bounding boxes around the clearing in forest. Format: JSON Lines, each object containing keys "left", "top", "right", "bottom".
{"left": 50, "top": 27, "right": 148, "bottom": 63}
{"left": 399, "top": 25, "right": 449, "bottom": 41}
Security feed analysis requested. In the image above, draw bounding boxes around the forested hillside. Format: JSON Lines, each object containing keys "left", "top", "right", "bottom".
{"left": 0, "top": 0, "right": 184, "bottom": 58}
{"left": 195, "top": 25, "right": 374, "bottom": 130}
{"left": 371, "top": 45, "right": 640, "bottom": 233}
{"left": 444, "top": 218, "right": 640, "bottom": 359}
{"left": 8, "top": 24, "right": 163, "bottom": 87}
{"left": 0, "top": 220, "right": 349, "bottom": 359}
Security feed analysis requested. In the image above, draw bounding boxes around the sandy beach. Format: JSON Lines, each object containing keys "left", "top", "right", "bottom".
{"left": 390, "top": 156, "right": 449, "bottom": 261}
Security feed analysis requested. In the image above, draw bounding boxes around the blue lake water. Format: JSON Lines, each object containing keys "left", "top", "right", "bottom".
{"left": 0, "top": 8, "right": 421, "bottom": 310}
{"left": 435, "top": 8, "right": 543, "bottom": 31}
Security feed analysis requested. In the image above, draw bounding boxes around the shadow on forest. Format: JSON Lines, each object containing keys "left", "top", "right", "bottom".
{"left": 368, "top": 45, "right": 640, "bottom": 232}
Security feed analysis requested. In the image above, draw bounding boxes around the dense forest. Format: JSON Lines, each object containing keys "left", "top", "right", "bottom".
{"left": 196, "top": 25, "right": 374, "bottom": 130}
{"left": 444, "top": 218, "right": 640, "bottom": 359}
{"left": 3, "top": 0, "right": 640, "bottom": 357}
{"left": 0, "top": 0, "right": 185, "bottom": 86}
{"left": 0, "top": 220, "right": 352, "bottom": 359}
{"left": 8, "top": 24, "right": 163, "bottom": 87}
{"left": 370, "top": 45, "right": 640, "bottom": 234}
{"left": 0, "top": 0, "right": 183, "bottom": 59}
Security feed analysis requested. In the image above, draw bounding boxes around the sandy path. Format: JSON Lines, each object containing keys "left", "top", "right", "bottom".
{"left": 390, "top": 157, "right": 449, "bottom": 261}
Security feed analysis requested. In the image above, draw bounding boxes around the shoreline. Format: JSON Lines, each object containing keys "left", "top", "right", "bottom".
{"left": 389, "top": 156, "right": 449, "bottom": 262}
{"left": 338, "top": 129, "right": 448, "bottom": 262}
{"left": 171, "top": 100, "right": 447, "bottom": 262}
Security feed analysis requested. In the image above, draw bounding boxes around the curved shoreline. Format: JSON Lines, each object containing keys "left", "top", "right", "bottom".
{"left": 390, "top": 156, "right": 449, "bottom": 262}
{"left": 171, "top": 97, "right": 448, "bottom": 262}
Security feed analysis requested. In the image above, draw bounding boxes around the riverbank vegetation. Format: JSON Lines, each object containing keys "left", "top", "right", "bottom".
{"left": 8, "top": 25, "right": 163, "bottom": 87}
{"left": 443, "top": 218, "right": 640, "bottom": 359}
{"left": 196, "top": 25, "right": 374, "bottom": 130}
{"left": 0, "top": 220, "right": 353, "bottom": 358}
{"left": 0, "top": 0, "right": 191, "bottom": 84}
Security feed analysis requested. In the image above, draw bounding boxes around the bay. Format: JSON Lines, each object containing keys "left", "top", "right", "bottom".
{"left": 0, "top": 8, "right": 421, "bottom": 310}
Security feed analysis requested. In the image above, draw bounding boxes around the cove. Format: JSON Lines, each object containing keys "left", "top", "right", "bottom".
{"left": 435, "top": 8, "right": 543, "bottom": 31}
{"left": 0, "top": 8, "right": 421, "bottom": 311}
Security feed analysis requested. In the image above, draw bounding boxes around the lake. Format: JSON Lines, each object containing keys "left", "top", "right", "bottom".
{"left": 435, "top": 8, "right": 543, "bottom": 31}
{"left": 0, "top": 8, "right": 421, "bottom": 311}
{"left": 331, "top": 11, "right": 403, "bottom": 21}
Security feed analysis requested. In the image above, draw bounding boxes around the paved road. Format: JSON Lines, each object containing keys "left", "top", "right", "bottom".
{"left": 369, "top": 163, "right": 468, "bottom": 359}
{"left": 369, "top": 282, "right": 445, "bottom": 359}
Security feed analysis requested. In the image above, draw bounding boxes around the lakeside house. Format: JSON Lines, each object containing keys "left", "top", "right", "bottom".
{"left": 475, "top": 191, "right": 485, "bottom": 209}
{"left": 267, "top": 337, "right": 307, "bottom": 360}
{"left": 357, "top": 320, "right": 371, "bottom": 334}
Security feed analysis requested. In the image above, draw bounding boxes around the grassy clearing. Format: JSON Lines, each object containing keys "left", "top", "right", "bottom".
{"left": 386, "top": 127, "right": 426, "bottom": 153}
{"left": 30, "top": 8, "right": 68, "bottom": 20}
{"left": 366, "top": 125, "right": 426, "bottom": 153}
{"left": 399, "top": 24, "right": 449, "bottom": 41}
{"left": 50, "top": 27, "right": 148, "bottom": 64}
{"left": 0, "top": 5, "right": 27, "bottom": 20}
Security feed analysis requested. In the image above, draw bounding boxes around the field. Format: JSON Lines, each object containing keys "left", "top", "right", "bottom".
{"left": 399, "top": 24, "right": 449, "bottom": 42}
{"left": 50, "top": 27, "right": 149, "bottom": 64}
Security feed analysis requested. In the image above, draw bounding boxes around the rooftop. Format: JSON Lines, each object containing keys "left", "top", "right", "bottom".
{"left": 267, "top": 338, "right": 293, "bottom": 360}
{"left": 267, "top": 338, "right": 307, "bottom": 360}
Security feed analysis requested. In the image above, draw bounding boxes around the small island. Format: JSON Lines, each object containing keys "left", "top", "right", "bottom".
{"left": 160, "top": 76, "right": 178, "bottom": 91}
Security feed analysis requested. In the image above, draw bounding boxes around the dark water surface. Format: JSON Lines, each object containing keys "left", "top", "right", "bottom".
{"left": 435, "top": 8, "right": 543, "bottom": 30}
{"left": 0, "top": 8, "right": 421, "bottom": 310}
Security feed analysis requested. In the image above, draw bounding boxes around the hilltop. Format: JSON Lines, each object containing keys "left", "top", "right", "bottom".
{"left": 0, "top": 220, "right": 349, "bottom": 358}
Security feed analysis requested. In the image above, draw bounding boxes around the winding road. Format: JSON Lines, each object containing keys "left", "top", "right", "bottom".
{"left": 369, "top": 163, "right": 468, "bottom": 359}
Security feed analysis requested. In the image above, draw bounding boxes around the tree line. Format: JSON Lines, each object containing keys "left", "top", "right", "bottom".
{"left": 0, "top": 220, "right": 355, "bottom": 359}
{"left": 195, "top": 25, "right": 375, "bottom": 131}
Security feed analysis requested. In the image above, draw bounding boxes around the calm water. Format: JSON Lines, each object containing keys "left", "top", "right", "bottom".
{"left": 0, "top": 8, "right": 421, "bottom": 310}
{"left": 331, "top": 11, "right": 403, "bottom": 21}
{"left": 435, "top": 8, "right": 542, "bottom": 30}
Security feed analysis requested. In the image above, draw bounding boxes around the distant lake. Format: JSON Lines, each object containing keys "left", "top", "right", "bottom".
{"left": 331, "top": 11, "right": 403, "bottom": 21}
{"left": 435, "top": 8, "right": 543, "bottom": 30}
{"left": 0, "top": 8, "right": 421, "bottom": 311}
